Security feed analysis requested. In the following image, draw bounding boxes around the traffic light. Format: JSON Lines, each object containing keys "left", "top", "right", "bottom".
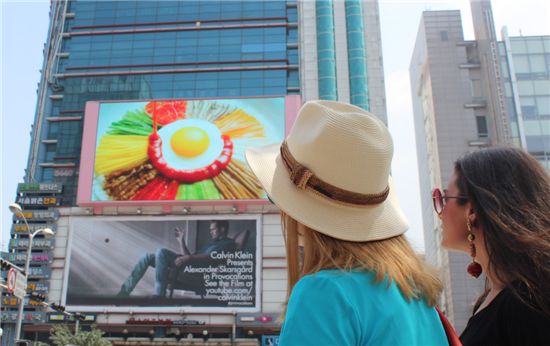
{"left": 0, "top": 258, "right": 12, "bottom": 271}
{"left": 29, "top": 292, "right": 47, "bottom": 303}
{"left": 73, "top": 312, "right": 87, "bottom": 321}
{"left": 15, "top": 341, "right": 32, "bottom": 346}
{"left": 50, "top": 303, "right": 65, "bottom": 312}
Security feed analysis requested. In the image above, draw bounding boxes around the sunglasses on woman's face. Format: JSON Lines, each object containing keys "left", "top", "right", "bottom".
{"left": 431, "top": 188, "right": 467, "bottom": 215}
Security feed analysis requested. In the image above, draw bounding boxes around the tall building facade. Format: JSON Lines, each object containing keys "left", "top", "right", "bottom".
{"left": 409, "top": 1, "right": 511, "bottom": 333}
{"left": 499, "top": 32, "right": 550, "bottom": 170}
{"left": 3, "top": 0, "right": 387, "bottom": 343}
{"left": 410, "top": 0, "right": 548, "bottom": 333}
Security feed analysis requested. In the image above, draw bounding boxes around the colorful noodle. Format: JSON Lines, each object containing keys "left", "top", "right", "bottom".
{"left": 95, "top": 135, "right": 148, "bottom": 176}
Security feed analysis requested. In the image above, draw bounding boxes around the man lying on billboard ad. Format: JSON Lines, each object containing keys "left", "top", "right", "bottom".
{"left": 65, "top": 217, "right": 259, "bottom": 311}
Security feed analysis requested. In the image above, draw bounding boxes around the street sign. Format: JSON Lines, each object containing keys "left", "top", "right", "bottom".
{"left": 13, "top": 271, "right": 27, "bottom": 300}
{"left": 7, "top": 268, "right": 17, "bottom": 293}
{"left": 17, "top": 182, "right": 63, "bottom": 194}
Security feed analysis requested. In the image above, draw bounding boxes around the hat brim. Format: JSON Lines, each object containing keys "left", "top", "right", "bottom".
{"left": 246, "top": 143, "right": 409, "bottom": 242}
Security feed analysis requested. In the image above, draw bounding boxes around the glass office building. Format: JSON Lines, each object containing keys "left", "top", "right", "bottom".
{"left": 32, "top": 0, "right": 299, "bottom": 206}
{"left": 499, "top": 32, "right": 550, "bottom": 170}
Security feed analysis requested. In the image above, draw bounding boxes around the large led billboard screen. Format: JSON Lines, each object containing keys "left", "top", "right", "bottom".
{"left": 64, "top": 216, "right": 261, "bottom": 312}
{"left": 77, "top": 96, "right": 301, "bottom": 205}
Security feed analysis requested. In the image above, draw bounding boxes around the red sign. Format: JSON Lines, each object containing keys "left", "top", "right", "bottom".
{"left": 7, "top": 268, "right": 17, "bottom": 293}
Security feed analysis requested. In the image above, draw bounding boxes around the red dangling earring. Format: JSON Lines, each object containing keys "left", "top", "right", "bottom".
{"left": 466, "top": 218, "right": 482, "bottom": 278}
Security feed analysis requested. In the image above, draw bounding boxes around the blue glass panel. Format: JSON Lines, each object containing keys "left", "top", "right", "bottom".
{"left": 243, "top": 2, "right": 262, "bottom": 11}
{"left": 219, "top": 79, "right": 241, "bottom": 88}
{"left": 241, "top": 53, "right": 264, "bottom": 60}
{"left": 134, "top": 47, "right": 154, "bottom": 56}
{"left": 116, "top": 2, "right": 136, "bottom": 10}
{"left": 75, "top": 2, "right": 95, "bottom": 11}
{"left": 131, "top": 56, "right": 154, "bottom": 64}
{"left": 136, "top": 8, "right": 153, "bottom": 16}
{"left": 201, "top": 72, "right": 219, "bottom": 80}
{"left": 173, "top": 73, "right": 194, "bottom": 81}
{"left": 242, "top": 44, "right": 264, "bottom": 53}
{"left": 268, "top": 51, "right": 286, "bottom": 59}
{"left": 196, "top": 89, "right": 217, "bottom": 97}
{"left": 152, "top": 90, "right": 173, "bottom": 98}
{"left": 173, "top": 81, "right": 195, "bottom": 90}
{"left": 241, "top": 87, "right": 263, "bottom": 96}
{"left": 110, "top": 49, "right": 132, "bottom": 58}
{"left": 95, "top": 2, "right": 117, "bottom": 11}
{"left": 264, "top": 78, "right": 286, "bottom": 87}
{"left": 158, "top": 6, "right": 178, "bottom": 15}
{"left": 264, "top": 87, "right": 285, "bottom": 95}
{"left": 198, "top": 38, "right": 220, "bottom": 46}
{"left": 196, "top": 80, "right": 218, "bottom": 89}
{"left": 223, "top": 88, "right": 241, "bottom": 96}
{"left": 264, "top": 70, "right": 285, "bottom": 78}
{"left": 153, "top": 56, "right": 175, "bottom": 64}
{"left": 345, "top": 0, "right": 369, "bottom": 110}
{"left": 265, "top": 2, "right": 284, "bottom": 10}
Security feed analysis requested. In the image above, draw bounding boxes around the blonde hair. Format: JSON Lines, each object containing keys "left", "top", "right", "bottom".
{"left": 281, "top": 211, "right": 443, "bottom": 319}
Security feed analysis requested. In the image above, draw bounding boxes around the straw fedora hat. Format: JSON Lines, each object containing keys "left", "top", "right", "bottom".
{"left": 245, "top": 100, "right": 409, "bottom": 242}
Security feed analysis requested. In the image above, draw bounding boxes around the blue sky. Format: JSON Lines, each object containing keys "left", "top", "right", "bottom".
{"left": 2, "top": 0, "right": 549, "bottom": 252}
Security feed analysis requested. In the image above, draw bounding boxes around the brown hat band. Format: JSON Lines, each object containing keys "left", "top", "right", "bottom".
{"left": 280, "top": 141, "right": 390, "bottom": 206}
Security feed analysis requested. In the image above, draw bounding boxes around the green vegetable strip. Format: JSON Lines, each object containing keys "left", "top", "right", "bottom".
{"left": 107, "top": 109, "right": 158, "bottom": 136}
{"left": 176, "top": 180, "right": 221, "bottom": 200}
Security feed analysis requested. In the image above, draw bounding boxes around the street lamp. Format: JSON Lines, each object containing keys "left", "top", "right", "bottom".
{"left": 9, "top": 203, "right": 55, "bottom": 342}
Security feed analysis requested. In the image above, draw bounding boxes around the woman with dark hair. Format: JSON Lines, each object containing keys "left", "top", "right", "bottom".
{"left": 433, "top": 147, "right": 550, "bottom": 345}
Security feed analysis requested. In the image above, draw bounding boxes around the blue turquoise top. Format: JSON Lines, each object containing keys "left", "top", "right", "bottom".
{"left": 279, "top": 269, "right": 448, "bottom": 346}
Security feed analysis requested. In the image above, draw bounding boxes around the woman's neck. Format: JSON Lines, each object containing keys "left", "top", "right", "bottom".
{"left": 473, "top": 232, "right": 506, "bottom": 290}
{"left": 477, "top": 255, "right": 506, "bottom": 291}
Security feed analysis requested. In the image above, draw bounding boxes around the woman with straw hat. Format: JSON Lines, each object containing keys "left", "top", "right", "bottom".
{"left": 246, "top": 101, "right": 450, "bottom": 345}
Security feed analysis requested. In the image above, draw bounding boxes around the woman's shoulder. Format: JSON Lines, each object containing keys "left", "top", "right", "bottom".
{"left": 499, "top": 285, "right": 549, "bottom": 320}
{"left": 295, "top": 270, "right": 388, "bottom": 296}
{"left": 299, "top": 269, "right": 376, "bottom": 285}
{"left": 285, "top": 271, "right": 362, "bottom": 323}
{"left": 496, "top": 285, "right": 550, "bottom": 344}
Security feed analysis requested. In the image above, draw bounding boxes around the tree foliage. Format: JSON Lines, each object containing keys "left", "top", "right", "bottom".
{"left": 49, "top": 325, "right": 111, "bottom": 346}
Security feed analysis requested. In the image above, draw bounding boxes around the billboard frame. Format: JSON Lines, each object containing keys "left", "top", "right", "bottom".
{"left": 62, "top": 214, "right": 263, "bottom": 313}
{"left": 77, "top": 95, "right": 301, "bottom": 207}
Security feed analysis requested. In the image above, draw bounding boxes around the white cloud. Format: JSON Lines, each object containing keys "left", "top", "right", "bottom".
{"left": 491, "top": 0, "right": 550, "bottom": 36}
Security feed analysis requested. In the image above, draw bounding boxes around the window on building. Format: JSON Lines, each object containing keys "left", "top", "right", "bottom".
{"left": 498, "top": 42, "right": 506, "bottom": 56}
{"left": 521, "top": 105, "right": 538, "bottom": 119}
{"left": 536, "top": 96, "right": 550, "bottom": 118}
{"left": 500, "top": 60, "right": 510, "bottom": 79}
{"left": 440, "top": 31, "right": 448, "bottom": 41}
{"left": 526, "top": 135, "right": 550, "bottom": 153}
{"left": 526, "top": 39, "right": 545, "bottom": 54}
{"left": 504, "top": 82, "right": 513, "bottom": 97}
{"left": 287, "top": 8, "right": 297, "bottom": 22}
{"left": 41, "top": 168, "right": 54, "bottom": 182}
{"left": 512, "top": 55, "right": 530, "bottom": 73}
{"left": 518, "top": 81, "right": 535, "bottom": 95}
{"left": 529, "top": 55, "right": 547, "bottom": 73}
{"left": 476, "top": 116, "right": 489, "bottom": 138}
{"left": 471, "top": 79, "right": 483, "bottom": 98}
{"left": 534, "top": 80, "right": 550, "bottom": 95}
{"left": 48, "top": 123, "right": 60, "bottom": 138}
{"left": 511, "top": 39, "right": 527, "bottom": 54}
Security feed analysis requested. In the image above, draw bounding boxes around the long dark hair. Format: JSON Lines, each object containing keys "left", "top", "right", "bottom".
{"left": 454, "top": 147, "right": 550, "bottom": 317}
